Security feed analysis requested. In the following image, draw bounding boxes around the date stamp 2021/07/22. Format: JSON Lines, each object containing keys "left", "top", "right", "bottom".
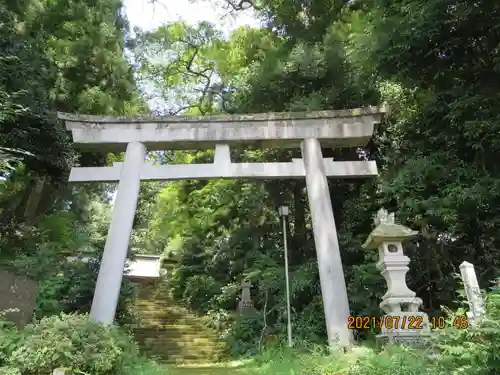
{"left": 347, "top": 315, "right": 469, "bottom": 330}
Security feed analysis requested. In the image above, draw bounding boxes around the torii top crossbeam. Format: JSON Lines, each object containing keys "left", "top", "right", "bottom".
{"left": 57, "top": 106, "right": 385, "bottom": 151}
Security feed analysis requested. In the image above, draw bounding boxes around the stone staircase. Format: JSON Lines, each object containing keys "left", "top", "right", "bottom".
{"left": 132, "top": 278, "right": 226, "bottom": 364}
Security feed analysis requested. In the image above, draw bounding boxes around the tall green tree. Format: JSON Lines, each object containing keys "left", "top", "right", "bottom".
{"left": 0, "top": 0, "right": 145, "bottom": 320}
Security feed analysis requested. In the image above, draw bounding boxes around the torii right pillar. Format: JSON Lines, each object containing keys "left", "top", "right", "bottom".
{"left": 301, "top": 138, "right": 353, "bottom": 348}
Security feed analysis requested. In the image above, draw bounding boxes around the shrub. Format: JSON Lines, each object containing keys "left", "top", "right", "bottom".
{"left": 121, "top": 356, "right": 168, "bottom": 375}
{"left": 6, "top": 313, "right": 139, "bottom": 375}
{"left": 225, "top": 312, "right": 264, "bottom": 356}
{"left": 0, "top": 367, "right": 20, "bottom": 375}
{"left": 430, "top": 287, "right": 500, "bottom": 375}
{"left": 348, "top": 345, "right": 433, "bottom": 375}
{"left": 0, "top": 314, "right": 23, "bottom": 367}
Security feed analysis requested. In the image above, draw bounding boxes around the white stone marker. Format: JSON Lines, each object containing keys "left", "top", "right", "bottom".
{"left": 362, "top": 209, "right": 430, "bottom": 347}
{"left": 459, "top": 261, "right": 485, "bottom": 325}
{"left": 90, "top": 141, "right": 146, "bottom": 324}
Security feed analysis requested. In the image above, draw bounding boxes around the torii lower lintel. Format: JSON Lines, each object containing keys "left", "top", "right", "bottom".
{"left": 69, "top": 159, "right": 378, "bottom": 182}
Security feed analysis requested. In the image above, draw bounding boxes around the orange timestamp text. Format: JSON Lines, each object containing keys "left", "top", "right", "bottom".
{"left": 347, "top": 315, "right": 469, "bottom": 330}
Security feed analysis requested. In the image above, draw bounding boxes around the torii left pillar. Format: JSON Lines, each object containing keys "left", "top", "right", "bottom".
{"left": 90, "top": 141, "right": 146, "bottom": 324}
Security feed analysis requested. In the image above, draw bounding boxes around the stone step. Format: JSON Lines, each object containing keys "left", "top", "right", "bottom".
{"left": 131, "top": 284, "right": 226, "bottom": 364}
{"left": 138, "top": 345, "right": 221, "bottom": 351}
{"left": 137, "top": 340, "right": 222, "bottom": 347}
{"left": 135, "top": 337, "right": 220, "bottom": 345}
{"left": 135, "top": 333, "right": 219, "bottom": 340}
{"left": 135, "top": 335, "right": 221, "bottom": 342}
{"left": 140, "top": 347, "right": 224, "bottom": 359}
{"left": 137, "top": 314, "right": 204, "bottom": 320}
{"left": 135, "top": 302, "right": 190, "bottom": 308}
{"left": 136, "top": 317, "right": 211, "bottom": 324}
{"left": 134, "top": 304, "right": 192, "bottom": 310}
{"left": 154, "top": 355, "right": 224, "bottom": 364}
{"left": 134, "top": 302, "right": 184, "bottom": 308}
{"left": 136, "top": 317, "right": 206, "bottom": 324}
{"left": 135, "top": 334, "right": 221, "bottom": 342}
{"left": 135, "top": 306, "right": 192, "bottom": 313}
{"left": 135, "top": 339, "right": 220, "bottom": 346}
{"left": 135, "top": 299, "right": 188, "bottom": 306}
{"left": 139, "top": 347, "right": 219, "bottom": 352}
{"left": 135, "top": 313, "right": 201, "bottom": 319}
{"left": 141, "top": 347, "right": 224, "bottom": 356}
{"left": 143, "top": 352, "right": 224, "bottom": 360}
{"left": 141, "top": 324, "right": 211, "bottom": 329}
{"left": 137, "top": 315, "right": 210, "bottom": 325}
{"left": 134, "top": 324, "right": 214, "bottom": 332}
{"left": 138, "top": 345, "right": 221, "bottom": 352}
{"left": 134, "top": 308, "right": 196, "bottom": 316}
{"left": 134, "top": 331, "right": 220, "bottom": 342}
{"left": 135, "top": 322, "right": 209, "bottom": 329}
{"left": 135, "top": 326, "right": 208, "bottom": 332}
{"left": 135, "top": 311, "right": 194, "bottom": 317}
{"left": 134, "top": 309, "right": 197, "bottom": 318}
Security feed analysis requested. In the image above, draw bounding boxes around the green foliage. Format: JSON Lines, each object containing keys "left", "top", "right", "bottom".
{"left": 246, "top": 346, "right": 351, "bottom": 375}
{"left": 225, "top": 313, "right": 264, "bottom": 356}
{"left": 430, "top": 287, "right": 500, "bottom": 375}
{"left": 0, "top": 148, "right": 33, "bottom": 173}
{"left": 244, "top": 288, "right": 500, "bottom": 374}
{"left": 0, "top": 316, "right": 22, "bottom": 367}
{"left": 0, "top": 313, "right": 165, "bottom": 375}
{"left": 0, "top": 199, "right": 138, "bottom": 325}
{"left": 6, "top": 313, "right": 137, "bottom": 375}
{"left": 0, "top": 367, "right": 20, "bottom": 375}
{"left": 234, "top": 345, "right": 428, "bottom": 375}
{"left": 348, "top": 346, "right": 432, "bottom": 375}
{"left": 0, "top": 0, "right": 146, "bottom": 336}
{"left": 120, "top": 356, "right": 167, "bottom": 375}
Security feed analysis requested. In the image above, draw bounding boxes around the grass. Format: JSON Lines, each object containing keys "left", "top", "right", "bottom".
{"left": 164, "top": 346, "right": 376, "bottom": 375}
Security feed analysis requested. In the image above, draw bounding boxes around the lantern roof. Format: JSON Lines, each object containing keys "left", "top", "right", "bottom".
{"left": 362, "top": 209, "right": 418, "bottom": 249}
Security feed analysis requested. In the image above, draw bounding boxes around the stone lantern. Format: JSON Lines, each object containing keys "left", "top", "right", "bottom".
{"left": 362, "top": 209, "right": 430, "bottom": 347}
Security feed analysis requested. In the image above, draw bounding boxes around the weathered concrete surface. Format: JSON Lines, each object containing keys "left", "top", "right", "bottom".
{"left": 68, "top": 159, "right": 378, "bottom": 182}
{"left": 58, "top": 107, "right": 385, "bottom": 151}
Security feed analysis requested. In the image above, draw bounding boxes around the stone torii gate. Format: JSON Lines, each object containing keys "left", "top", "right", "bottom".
{"left": 58, "top": 107, "right": 385, "bottom": 347}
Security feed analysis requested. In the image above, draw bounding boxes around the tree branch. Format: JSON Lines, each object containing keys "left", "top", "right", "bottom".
{"left": 222, "top": 0, "right": 261, "bottom": 12}
{"left": 258, "top": 288, "right": 268, "bottom": 352}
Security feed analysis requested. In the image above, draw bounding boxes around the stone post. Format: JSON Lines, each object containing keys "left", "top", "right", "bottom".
{"left": 90, "top": 141, "right": 146, "bottom": 324}
{"left": 459, "top": 261, "right": 485, "bottom": 325}
{"left": 301, "top": 138, "right": 352, "bottom": 348}
{"left": 238, "top": 279, "right": 254, "bottom": 313}
{"left": 362, "top": 209, "right": 429, "bottom": 347}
